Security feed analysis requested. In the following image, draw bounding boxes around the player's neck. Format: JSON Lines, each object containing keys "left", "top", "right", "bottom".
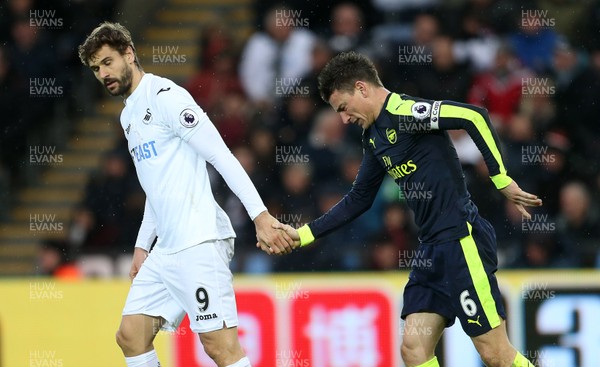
{"left": 124, "top": 67, "right": 145, "bottom": 99}
{"left": 371, "top": 87, "right": 391, "bottom": 120}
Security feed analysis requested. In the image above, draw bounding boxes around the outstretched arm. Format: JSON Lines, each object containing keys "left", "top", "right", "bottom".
{"left": 185, "top": 118, "right": 294, "bottom": 254}
{"left": 273, "top": 147, "right": 386, "bottom": 248}
{"left": 428, "top": 100, "right": 543, "bottom": 215}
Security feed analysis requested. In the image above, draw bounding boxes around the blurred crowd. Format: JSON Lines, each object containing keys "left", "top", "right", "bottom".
{"left": 0, "top": 0, "right": 118, "bottom": 219}
{"left": 204, "top": 0, "right": 600, "bottom": 273}
{"left": 2, "top": 0, "right": 599, "bottom": 277}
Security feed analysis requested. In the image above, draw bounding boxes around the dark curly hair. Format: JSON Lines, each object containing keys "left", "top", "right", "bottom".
{"left": 78, "top": 21, "right": 140, "bottom": 68}
{"left": 318, "top": 51, "right": 383, "bottom": 103}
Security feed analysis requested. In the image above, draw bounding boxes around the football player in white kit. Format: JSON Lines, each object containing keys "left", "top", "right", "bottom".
{"left": 78, "top": 22, "right": 294, "bottom": 367}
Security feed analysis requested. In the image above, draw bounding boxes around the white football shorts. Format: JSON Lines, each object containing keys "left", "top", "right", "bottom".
{"left": 122, "top": 238, "right": 238, "bottom": 333}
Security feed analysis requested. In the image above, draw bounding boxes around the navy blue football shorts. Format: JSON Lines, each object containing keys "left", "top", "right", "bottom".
{"left": 401, "top": 215, "right": 506, "bottom": 337}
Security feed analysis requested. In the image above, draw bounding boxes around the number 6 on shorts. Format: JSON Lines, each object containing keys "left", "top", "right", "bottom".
{"left": 460, "top": 289, "right": 477, "bottom": 317}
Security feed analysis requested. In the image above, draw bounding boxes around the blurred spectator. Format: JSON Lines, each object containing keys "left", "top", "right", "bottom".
{"left": 277, "top": 94, "right": 319, "bottom": 146}
{"left": 37, "top": 240, "right": 82, "bottom": 279}
{"left": 239, "top": 5, "right": 315, "bottom": 107}
{"left": 501, "top": 114, "right": 541, "bottom": 191}
{"left": 185, "top": 50, "right": 245, "bottom": 119}
{"left": 184, "top": 26, "right": 253, "bottom": 148}
{"left": 327, "top": 3, "right": 370, "bottom": 54}
{"left": 382, "top": 202, "right": 416, "bottom": 255}
{"left": 388, "top": 13, "right": 440, "bottom": 94}
{"left": 185, "top": 22, "right": 244, "bottom": 120}
{"left": 305, "top": 109, "right": 348, "bottom": 182}
{"left": 413, "top": 35, "right": 473, "bottom": 101}
{"left": 556, "top": 181, "right": 599, "bottom": 267}
{"left": 279, "top": 163, "right": 318, "bottom": 220}
{"left": 411, "top": 12, "right": 440, "bottom": 47}
{"left": 441, "top": 0, "right": 528, "bottom": 37}
{"left": 71, "top": 151, "right": 144, "bottom": 257}
{"left": 247, "top": 127, "right": 279, "bottom": 195}
{"left": 518, "top": 84, "right": 556, "bottom": 133}
{"left": 0, "top": 0, "right": 33, "bottom": 40}
{"left": 508, "top": 7, "right": 560, "bottom": 74}
{"left": 369, "top": 233, "right": 399, "bottom": 271}
{"left": 372, "top": 0, "right": 439, "bottom": 23}
{"left": 496, "top": 199, "right": 526, "bottom": 265}
{"left": 6, "top": 16, "right": 58, "bottom": 177}
{"left": 537, "top": 0, "right": 595, "bottom": 47}
{"left": 8, "top": 16, "right": 57, "bottom": 86}
{"left": 273, "top": 163, "right": 320, "bottom": 271}
{"left": 213, "top": 94, "right": 250, "bottom": 148}
{"left": 298, "top": 38, "right": 334, "bottom": 106}
{"left": 467, "top": 43, "right": 532, "bottom": 127}
{"left": 551, "top": 39, "right": 600, "bottom": 170}
{"left": 509, "top": 233, "right": 569, "bottom": 268}
{"left": 534, "top": 131, "right": 571, "bottom": 216}
{"left": 195, "top": 23, "right": 236, "bottom": 70}
{"left": 452, "top": 7, "right": 501, "bottom": 72}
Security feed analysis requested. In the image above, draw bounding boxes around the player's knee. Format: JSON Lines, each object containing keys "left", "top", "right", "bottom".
{"left": 201, "top": 334, "right": 242, "bottom": 365}
{"left": 115, "top": 327, "right": 130, "bottom": 350}
{"left": 202, "top": 339, "right": 230, "bottom": 360}
{"left": 479, "top": 349, "right": 500, "bottom": 367}
{"left": 115, "top": 326, "right": 142, "bottom": 354}
{"left": 477, "top": 344, "right": 511, "bottom": 367}
{"left": 401, "top": 337, "right": 429, "bottom": 366}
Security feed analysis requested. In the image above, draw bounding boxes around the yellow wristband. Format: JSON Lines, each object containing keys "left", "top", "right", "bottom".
{"left": 490, "top": 173, "right": 512, "bottom": 190}
{"left": 297, "top": 224, "right": 315, "bottom": 247}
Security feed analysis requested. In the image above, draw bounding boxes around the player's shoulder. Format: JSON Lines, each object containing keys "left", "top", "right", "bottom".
{"left": 397, "top": 93, "right": 434, "bottom": 105}
{"left": 144, "top": 73, "right": 183, "bottom": 97}
{"left": 145, "top": 74, "right": 195, "bottom": 113}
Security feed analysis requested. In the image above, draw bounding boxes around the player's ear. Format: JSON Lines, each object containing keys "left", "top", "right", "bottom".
{"left": 355, "top": 81, "right": 367, "bottom": 97}
{"left": 125, "top": 46, "right": 135, "bottom": 63}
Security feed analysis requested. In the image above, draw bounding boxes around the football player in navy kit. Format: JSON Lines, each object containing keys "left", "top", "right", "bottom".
{"left": 277, "top": 52, "right": 541, "bottom": 367}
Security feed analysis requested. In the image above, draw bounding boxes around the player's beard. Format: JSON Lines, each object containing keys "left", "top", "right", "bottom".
{"left": 104, "top": 63, "right": 133, "bottom": 96}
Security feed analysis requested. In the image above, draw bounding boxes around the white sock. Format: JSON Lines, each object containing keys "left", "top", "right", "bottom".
{"left": 125, "top": 349, "right": 160, "bottom": 367}
{"left": 226, "top": 356, "right": 251, "bottom": 367}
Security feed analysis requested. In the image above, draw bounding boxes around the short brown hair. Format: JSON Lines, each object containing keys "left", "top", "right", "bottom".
{"left": 318, "top": 51, "right": 383, "bottom": 103}
{"left": 78, "top": 21, "right": 140, "bottom": 67}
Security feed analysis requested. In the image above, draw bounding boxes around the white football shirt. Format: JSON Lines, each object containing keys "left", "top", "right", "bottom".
{"left": 120, "top": 73, "right": 266, "bottom": 254}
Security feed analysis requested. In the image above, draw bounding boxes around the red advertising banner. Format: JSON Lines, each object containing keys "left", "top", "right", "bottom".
{"left": 290, "top": 290, "right": 395, "bottom": 367}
